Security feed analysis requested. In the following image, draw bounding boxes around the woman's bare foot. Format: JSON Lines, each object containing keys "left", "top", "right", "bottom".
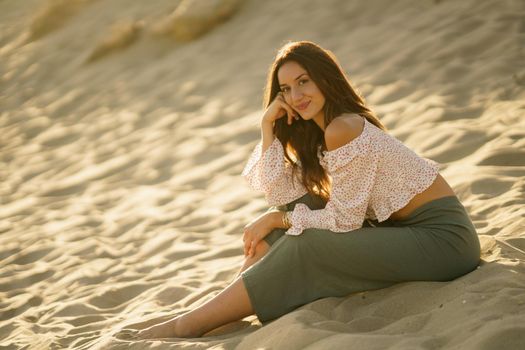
{"left": 135, "top": 253, "right": 259, "bottom": 340}
{"left": 137, "top": 315, "right": 204, "bottom": 339}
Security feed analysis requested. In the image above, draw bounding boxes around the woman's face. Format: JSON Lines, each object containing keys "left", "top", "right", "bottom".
{"left": 277, "top": 61, "right": 326, "bottom": 124}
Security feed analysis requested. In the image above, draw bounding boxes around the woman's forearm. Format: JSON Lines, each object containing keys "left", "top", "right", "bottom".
{"left": 261, "top": 120, "right": 275, "bottom": 154}
{"left": 268, "top": 210, "right": 290, "bottom": 229}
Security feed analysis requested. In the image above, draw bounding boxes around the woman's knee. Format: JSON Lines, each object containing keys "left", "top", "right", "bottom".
{"left": 275, "top": 233, "right": 318, "bottom": 255}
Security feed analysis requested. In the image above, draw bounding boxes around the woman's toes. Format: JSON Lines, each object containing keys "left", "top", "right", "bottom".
{"left": 139, "top": 326, "right": 162, "bottom": 339}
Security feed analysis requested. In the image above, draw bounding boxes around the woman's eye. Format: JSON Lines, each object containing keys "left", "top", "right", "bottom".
{"left": 299, "top": 79, "right": 308, "bottom": 85}
{"left": 281, "top": 87, "right": 289, "bottom": 93}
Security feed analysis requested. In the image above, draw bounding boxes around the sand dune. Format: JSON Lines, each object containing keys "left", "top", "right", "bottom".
{"left": 1, "top": 0, "right": 524, "bottom": 348}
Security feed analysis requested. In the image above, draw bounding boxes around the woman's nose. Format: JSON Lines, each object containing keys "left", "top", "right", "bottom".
{"left": 291, "top": 87, "right": 303, "bottom": 101}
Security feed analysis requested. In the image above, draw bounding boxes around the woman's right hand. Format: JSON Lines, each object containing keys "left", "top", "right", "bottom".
{"left": 262, "top": 92, "right": 299, "bottom": 126}
{"left": 242, "top": 211, "right": 276, "bottom": 258}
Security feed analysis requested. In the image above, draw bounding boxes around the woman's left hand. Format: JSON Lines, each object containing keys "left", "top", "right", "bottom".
{"left": 243, "top": 211, "right": 277, "bottom": 258}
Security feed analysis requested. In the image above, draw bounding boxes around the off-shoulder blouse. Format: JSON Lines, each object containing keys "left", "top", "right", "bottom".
{"left": 241, "top": 117, "right": 440, "bottom": 236}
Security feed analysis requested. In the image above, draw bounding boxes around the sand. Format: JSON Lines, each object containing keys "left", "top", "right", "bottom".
{"left": 1, "top": 0, "right": 524, "bottom": 349}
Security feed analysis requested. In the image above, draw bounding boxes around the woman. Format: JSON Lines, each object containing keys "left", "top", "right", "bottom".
{"left": 136, "top": 40, "right": 481, "bottom": 339}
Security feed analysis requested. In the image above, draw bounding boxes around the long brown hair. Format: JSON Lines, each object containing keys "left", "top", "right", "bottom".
{"left": 263, "top": 40, "right": 387, "bottom": 202}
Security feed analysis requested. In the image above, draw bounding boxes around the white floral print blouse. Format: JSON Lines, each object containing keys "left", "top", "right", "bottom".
{"left": 241, "top": 117, "right": 440, "bottom": 236}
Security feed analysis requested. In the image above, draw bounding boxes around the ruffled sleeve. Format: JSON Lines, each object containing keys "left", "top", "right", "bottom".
{"left": 285, "top": 121, "right": 376, "bottom": 236}
{"left": 241, "top": 137, "right": 308, "bottom": 206}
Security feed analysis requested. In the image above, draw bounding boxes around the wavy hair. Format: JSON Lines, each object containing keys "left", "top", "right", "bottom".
{"left": 263, "top": 40, "right": 387, "bottom": 202}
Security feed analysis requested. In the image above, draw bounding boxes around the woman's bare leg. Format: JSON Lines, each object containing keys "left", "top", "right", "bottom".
{"left": 137, "top": 276, "right": 253, "bottom": 339}
{"left": 137, "top": 241, "right": 271, "bottom": 339}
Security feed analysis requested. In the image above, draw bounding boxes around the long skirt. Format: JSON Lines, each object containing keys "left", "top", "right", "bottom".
{"left": 240, "top": 193, "right": 481, "bottom": 324}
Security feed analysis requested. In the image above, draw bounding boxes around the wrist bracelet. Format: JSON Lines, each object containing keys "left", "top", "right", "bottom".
{"left": 282, "top": 211, "right": 292, "bottom": 229}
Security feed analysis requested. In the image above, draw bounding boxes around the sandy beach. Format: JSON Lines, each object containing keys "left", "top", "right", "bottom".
{"left": 1, "top": 0, "right": 524, "bottom": 348}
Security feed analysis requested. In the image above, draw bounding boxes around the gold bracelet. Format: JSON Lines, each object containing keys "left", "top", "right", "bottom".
{"left": 282, "top": 211, "right": 291, "bottom": 229}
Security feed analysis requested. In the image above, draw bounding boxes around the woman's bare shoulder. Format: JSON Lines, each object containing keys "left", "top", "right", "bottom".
{"left": 325, "top": 114, "right": 365, "bottom": 152}
{"left": 336, "top": 113, "right": 364, "bottom": 124}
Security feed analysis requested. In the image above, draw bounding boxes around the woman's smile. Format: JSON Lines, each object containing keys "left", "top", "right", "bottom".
{"left": 296, "top": 101, "right": 310, "bottom": 111}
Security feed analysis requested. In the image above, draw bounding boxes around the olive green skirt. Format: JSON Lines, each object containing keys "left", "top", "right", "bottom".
{"left": 240, "top": 193, "right": 481, "bottom": 324}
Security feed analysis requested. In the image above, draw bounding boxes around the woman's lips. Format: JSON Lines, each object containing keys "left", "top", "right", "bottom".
{"left": 296, "top": 101, "right": 310, "bottom": 111}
